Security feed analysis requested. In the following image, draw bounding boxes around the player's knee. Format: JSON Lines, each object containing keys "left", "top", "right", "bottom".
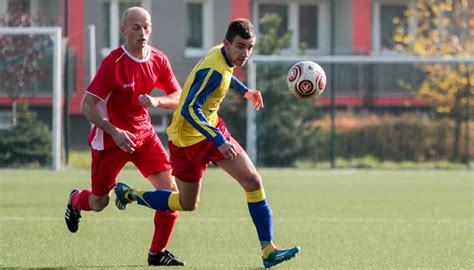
{"left": 148, "top": 170, "right": 176, "bottom": 190}
{"left": 90, "top": 196, "right": 109, "bottom": 212}
{"left": 251, "top": 172, "right": 262, "bottom": 184}
{"left": 181, "top": 198, "right": 200, "bottom": 211}
{"left": 242, "top": 172, "right": 262, "bottom": 191}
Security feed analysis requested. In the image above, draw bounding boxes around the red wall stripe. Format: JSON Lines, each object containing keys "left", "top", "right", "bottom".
{"left": 230, "top": 0, "right": 250, "bottom": 20}
{"left": 0, "top": 97, "right": 57, "bottom": 106}
{"left": 68, "top": 0, "right": 85, "bottom": 114}
{"left": 0, "top": 96, "right": 425, "bottom": 108}
{"left": 315, "top": 96, "right": 426, "bottom": 107}
{"left": 471, "top": 0, "right": 474, "bottom": 37}
{"left": 230, "top": 0, "right": 251, "bottom": 82}
{"left": 352, "top": 0, "right": 372, "bottom": 54}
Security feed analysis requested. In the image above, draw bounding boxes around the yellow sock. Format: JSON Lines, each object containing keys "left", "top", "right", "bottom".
{"left": 262, "top": 244, "right": 277, "bottom": 259}
{"left": 245, "top": 188, "right": 266, "bottom": 203}
{"left": 168, "top": 192, "right": 184, "bottom": 211}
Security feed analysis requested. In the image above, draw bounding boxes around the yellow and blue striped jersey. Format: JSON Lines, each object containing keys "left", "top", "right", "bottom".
{"left": 167, "top": 44, "right": 248, "bottom": 147}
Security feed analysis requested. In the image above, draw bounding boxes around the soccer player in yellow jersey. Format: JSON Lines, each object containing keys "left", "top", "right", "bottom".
{"left": 115, "top": 18, "right": 300, "bottom": 268}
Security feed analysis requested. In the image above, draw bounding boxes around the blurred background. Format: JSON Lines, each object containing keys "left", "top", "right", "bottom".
{"left": 0, "top": 0, "right": 472, "bottom": 169}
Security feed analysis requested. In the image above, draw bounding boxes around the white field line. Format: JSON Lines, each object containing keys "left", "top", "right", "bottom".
{"left": 0, "top": 216, "right": 472, "bottom": 224}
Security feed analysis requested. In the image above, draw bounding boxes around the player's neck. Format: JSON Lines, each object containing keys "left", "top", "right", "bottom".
{"left": 124, "top": 44, "right": 149, "bottom": 59}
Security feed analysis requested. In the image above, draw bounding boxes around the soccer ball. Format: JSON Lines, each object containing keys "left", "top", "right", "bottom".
{"left": 287, "top": 61, "right": 327, "bottom": 99}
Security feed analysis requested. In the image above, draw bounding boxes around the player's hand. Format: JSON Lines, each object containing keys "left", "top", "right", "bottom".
{"left": 138, "top": 94, "right": 159, "bottom": 108}
{"left": 244, "top": 90, "right": 264, "bottom": 111}
{"left": 217, "top": 141, "right": 237, "bottom": 160}
{"left": 112, "top": 129, "right": 137, "bottom": 153}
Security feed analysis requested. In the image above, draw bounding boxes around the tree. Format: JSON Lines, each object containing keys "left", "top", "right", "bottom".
{"left": 0, "top": 5, "right": 50, "bottom": 126}
{"left": 393, "top": 0, "right": 474, "bottom": 162}
{"left": 257, "top": 13, "right": 291, "bottom": 55}
{"left": 0, "top": 103, "right": 52, "bottom": 167}
{"left": 254, "top": 13, "right": 321, "bottom": 166}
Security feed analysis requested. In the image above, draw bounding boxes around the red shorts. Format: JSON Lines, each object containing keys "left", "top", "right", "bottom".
{"left": 91, "top": 133, "right": 171, "bottom": 196}
{"left": 168, "top": 119, "right": 243, "bottom": 183}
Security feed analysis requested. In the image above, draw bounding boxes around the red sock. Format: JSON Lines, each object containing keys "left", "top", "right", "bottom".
{"left": 149, "top": 210, "right": 178, "bottom": 253}
{"left": 71, "top": 189, "right": 92, "bottom": 211}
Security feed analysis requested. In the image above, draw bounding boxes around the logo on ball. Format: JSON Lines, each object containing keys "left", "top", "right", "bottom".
{"left": 287, "top": 65, "right": 301, "bottom": 83}
{"left": 317, "top": 74, "right": 326, "bottom": 91}
{"left": 297, "top": 80, "right": 316, "bottom": 97}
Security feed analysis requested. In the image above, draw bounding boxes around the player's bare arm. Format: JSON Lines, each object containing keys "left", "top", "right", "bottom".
{"left": 244, "top": 89, "right": 264, "bottom": 111}
{"left": 138, "top": 90, "right": 181, "bottom": 109}
{"left": 81, "top": 93, "right": 136, "bottom": 152}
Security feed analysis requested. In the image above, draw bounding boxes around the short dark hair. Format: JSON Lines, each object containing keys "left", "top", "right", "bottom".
{"left": 225, "top": 18, "right": 255, "bottom": 42}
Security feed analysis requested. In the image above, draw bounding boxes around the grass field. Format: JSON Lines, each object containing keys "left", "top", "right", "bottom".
{"left": 0, "top": 168, "right": 473, "bottom": 269}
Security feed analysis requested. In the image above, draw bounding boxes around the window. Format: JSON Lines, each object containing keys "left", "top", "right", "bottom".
{"left": 101, "top": 0, "right": 150, "bottom": 57}
{"left": 381, "top": 5, "right": 405, "bottom": 50}
{"left": 102, "top": 2, "right": 111, "bottom": 48}
{"left": 258, "top": 4, "right": 288, "bottom": 40}
{"left": 299, "top": 5, "right": 318, "bottom": 49}
{"left": 0, "top": 111, "right": 12, "bottom": 130}
{"left": 0, "top": 0, "right": 31, "bottom": 25}
{"left": 0, "top": 1, "right": 6, "bottom": 18}
{"left": 254, "top": 1, "right": 329, "bottom": 55}
{"left": 8, "top": 0, "right": 31, "bottom": 14}
{"left": 186, "top": 3, "right": 203, "bottom": 48}
{"left": 185, "top": 0, "right": 213, "bottom": 57}
{"left": 373, "top": 0, "right": 414, "bottom": 53}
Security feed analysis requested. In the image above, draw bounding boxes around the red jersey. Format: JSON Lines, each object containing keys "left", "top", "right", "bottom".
{"left": 86, "top": 45, "right": 180, "bottom": 150}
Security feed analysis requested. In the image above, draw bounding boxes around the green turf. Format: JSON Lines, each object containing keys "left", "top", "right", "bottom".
{"left": 0, "top": 169, "right": 473, "bottom": 269}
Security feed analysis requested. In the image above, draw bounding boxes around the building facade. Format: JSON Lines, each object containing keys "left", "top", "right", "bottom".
{"left": 1, "top": 0, "right": 468, "bottom": 149}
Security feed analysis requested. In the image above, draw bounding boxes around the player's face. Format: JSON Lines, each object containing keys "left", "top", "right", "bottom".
{"left": 121, "top": 10, "right": 152, "bottom": 51}
{"left": 224, "top": 36, "right": 256, "bottom": 67}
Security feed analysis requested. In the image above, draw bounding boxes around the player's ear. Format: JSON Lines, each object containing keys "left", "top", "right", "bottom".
{"left": 223, "top": 38, "right": 231, "bottom": 50}
{"left": 120, "top": 25, "right": 126, "bottom": 36}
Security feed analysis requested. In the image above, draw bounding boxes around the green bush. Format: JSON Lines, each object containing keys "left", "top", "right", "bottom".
{"left": 298, "top": 112, "right": 473, "bottom": 164}
{"left": 295, "top": 157, "right": 471, "bottom": 170}
{"left": 336, "top": 117, "right": 453, "bottom": 161}
{"left": 0, "top": 104, "right": 52, "bottom": 167}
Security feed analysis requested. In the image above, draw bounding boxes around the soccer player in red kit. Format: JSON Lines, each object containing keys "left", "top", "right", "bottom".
{"left": 64, "top": 6, "right": 184, "bottom": 266}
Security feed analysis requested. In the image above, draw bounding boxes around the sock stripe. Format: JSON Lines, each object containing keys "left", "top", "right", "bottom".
{"left": 246, "top": 189, "right": 266, "bottom": 203}
{"left": 168, "top": 192, "right": 184, "bottom": 211}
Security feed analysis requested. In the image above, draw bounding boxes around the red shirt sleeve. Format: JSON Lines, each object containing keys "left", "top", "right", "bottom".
{"left": 86, "top": 55, "right": 118, "bottom": 100}
{"left": 155, "top": 54, "right": 181, "bottom": 95}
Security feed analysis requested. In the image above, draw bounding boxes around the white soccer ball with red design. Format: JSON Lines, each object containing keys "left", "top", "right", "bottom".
{"left": 287, "top": 61, "right": 327, "bottom": 99}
